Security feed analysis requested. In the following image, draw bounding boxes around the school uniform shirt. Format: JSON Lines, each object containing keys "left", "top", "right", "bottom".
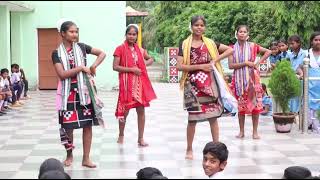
{"left": 285, "top": 49, "right": 307, "bottom": 71}
{"left": 0, "top": 78, "right": 10, "bottom": 92}
{"left": 280, "top": 51, "right": 289, "bottom": 60}
{"left": 10, "top": 72, "right": 21, "bottom": 84}
{"left": 4, "top": 78, "right": 9, "bottom": 88}
{"left": 306, "top": 48, "right": 320, "bottom": 68}
{"left": 269, "top": 54, "right": 282, "bottom": 64}
{"left": 262, "top": 95, "right": 273, "bottom": 116}
{"left": 209, "top": 171, "right": 225, "bottom": 179}
{"left": 0, "top": 77, "right": 4, "bottom": 89}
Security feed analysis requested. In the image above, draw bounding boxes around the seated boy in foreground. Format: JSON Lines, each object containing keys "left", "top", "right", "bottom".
{"left": 203, "top": 141, "right": 229, "bottom": 179}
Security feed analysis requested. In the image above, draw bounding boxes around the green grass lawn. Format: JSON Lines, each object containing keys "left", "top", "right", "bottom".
{"left": 261, "top": 76, "right": 270, "bottom": 85}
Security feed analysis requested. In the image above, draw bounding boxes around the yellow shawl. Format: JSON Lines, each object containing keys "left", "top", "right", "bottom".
{"left": 180, "top": 35, "right": 224, "bottom": 89}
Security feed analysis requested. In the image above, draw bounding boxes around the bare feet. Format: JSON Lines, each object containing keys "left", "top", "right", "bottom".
{"left": 138, "top": 139, "right": 149, "bottom": 148}
{"left": 64, "top": 156, "right": 73, "bottom": 167}
{"left": 185, "top": 150, "right": 193, "bottom": 160}
{"left": 252, "top": 134, "right": 261, "bottom": 139}
{"left": 82, "top": 159, "right": 97, "bottom": 168}
{"left": 117, "top": 136, "right": 124, "bottom": 144}
{"left": 236, "top": 133, "right": 245, "bottom": 139}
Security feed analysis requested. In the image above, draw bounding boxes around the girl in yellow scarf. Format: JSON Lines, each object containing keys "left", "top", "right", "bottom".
{"left": 176, "top": 15, "right": 233, "bottom": 160}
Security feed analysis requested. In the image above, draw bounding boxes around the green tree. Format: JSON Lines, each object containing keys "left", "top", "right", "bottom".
{"left": 127, "top": 1, "right": 320, "bottom": 50}
{"left": 274, "top": 1, "right": 320, "bottom": 48}
{"left": 126, "top": 1, "right": 160, "bottom": 11}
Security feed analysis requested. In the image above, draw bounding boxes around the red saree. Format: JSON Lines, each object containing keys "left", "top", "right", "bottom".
{"left": 113, "top": 41, "right": 157, "bottom": 120}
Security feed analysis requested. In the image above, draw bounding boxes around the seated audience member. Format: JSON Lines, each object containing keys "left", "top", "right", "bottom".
{"left": 40, "top": 170, "right": 71, "bottom": 179}
{"left": 38, "top": 158, "right": 70, "bottom": 179}
{"left": 283, "top": 166, "right": 312, "bottom": 179}
{"left": 0, "top": 68, "right": 13, "bottom": 113}
{"left": 20, "top": 68, "right": 30, "bottom": 99}
{"left": 202, "top": 141, "right": 229, "bottom": 179}
{"left": 136, "top": 167, "right": 168, "bottom": 179}
{"left": 260, "top": 83, "right": 273, "bottom": 116}
{"left": 10, "top": 64, "right": 24, "bottom": 105}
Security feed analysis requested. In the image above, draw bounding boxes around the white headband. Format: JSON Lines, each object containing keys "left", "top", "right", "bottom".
{"left": 126, "top": 24, "right": 139, "bottom": 31}
{"left": 56, "top": 18, "right": 73, "bottom": 32}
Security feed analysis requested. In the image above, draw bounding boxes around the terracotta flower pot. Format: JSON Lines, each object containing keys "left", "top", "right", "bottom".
{"left": 272, "top": 112, "right": 296, "bottom": 133}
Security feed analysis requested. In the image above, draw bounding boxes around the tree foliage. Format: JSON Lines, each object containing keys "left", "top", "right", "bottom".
{"left": 127, "top": 1, "right": 320, "bottom": 51}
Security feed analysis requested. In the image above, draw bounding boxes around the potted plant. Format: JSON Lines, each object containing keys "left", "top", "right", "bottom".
{"left": 268, "top": 60, "right": 302, "bottom": 133}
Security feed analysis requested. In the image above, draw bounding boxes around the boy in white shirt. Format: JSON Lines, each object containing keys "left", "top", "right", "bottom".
{"left": 202, "top": 142, "right": 229, "bottom": 179}
{"left": 10, "top": 64, "right": 24, "bottom": 106}
{"left": 0, "top": 68, "right": 13, "bottom": 114}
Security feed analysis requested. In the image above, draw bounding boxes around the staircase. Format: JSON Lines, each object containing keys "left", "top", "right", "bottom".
{"left": 147, "top": 62, "right": 165, "bottom": 82}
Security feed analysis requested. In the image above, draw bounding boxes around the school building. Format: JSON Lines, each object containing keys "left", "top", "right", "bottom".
{"left": 0, "top": 1, "right": 126, "bottom": 90}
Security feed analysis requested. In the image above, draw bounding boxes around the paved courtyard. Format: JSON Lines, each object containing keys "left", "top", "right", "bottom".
{"left": 0, "top": 83, "right": 319, "bottom": 179}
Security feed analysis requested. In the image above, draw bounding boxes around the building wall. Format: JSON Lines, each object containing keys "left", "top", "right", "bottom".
{"left": 0, "top": 6, "right": 11, "bottom": 69}
{"left": 9, "top": 1, "right": 126, "bottom": 90}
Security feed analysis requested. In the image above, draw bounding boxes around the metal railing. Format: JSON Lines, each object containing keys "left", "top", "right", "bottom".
{"left": 301, "top": 58, "right": 310, "bottom": 133}
{"left": 300, "top": 57, "right": 320, "bottom": 133}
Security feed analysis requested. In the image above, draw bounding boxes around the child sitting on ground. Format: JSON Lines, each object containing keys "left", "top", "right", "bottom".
{"left": 20, "top": 68, "right": 30, "bottom": 100}
{"left": 260, "top": 83, "right": 273, "bottom": 116}
{"left": 0, "top": 68, "right": 13, "bottom": 114}
{"left": 10, "top": 64, "right": 24, "bottom": 106}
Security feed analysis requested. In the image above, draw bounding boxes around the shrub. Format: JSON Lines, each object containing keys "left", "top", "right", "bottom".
{"left": 268, "top": 60, "right": 301, "bottom": 114}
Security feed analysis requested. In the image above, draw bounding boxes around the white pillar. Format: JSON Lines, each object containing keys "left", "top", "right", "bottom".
{"left": 302, "top": 57, "right": 310, "bottom": 133}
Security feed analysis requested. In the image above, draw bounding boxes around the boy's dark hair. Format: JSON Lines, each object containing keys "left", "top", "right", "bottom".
{"left": 283, "top": 166, "right": 312, "bottom": 179}
{"left": 203, "top": 142, "right": 229, "bottom": 162}
{"left": 39, "top": 170, "right": 71, "bottom": 179}
{"left": 136, "top": 167, "right": 167, "bottom": 179}
{"left": 150, "top": 175, "right": 168, "bottom": 179}
{"left": 38, "top": 158, "right": 66, "bottom": 179}
{"left": 0, "top": 68, "right": 9, "bottom": 74}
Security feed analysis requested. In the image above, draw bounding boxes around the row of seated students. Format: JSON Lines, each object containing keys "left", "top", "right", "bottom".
{"left": 0, "top": 64, "right": 30, "bottom": 116}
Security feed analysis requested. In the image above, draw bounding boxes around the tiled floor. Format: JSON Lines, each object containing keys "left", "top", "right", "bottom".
{"left": 0, "top": 83, "right": 319, "bottom": 179}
